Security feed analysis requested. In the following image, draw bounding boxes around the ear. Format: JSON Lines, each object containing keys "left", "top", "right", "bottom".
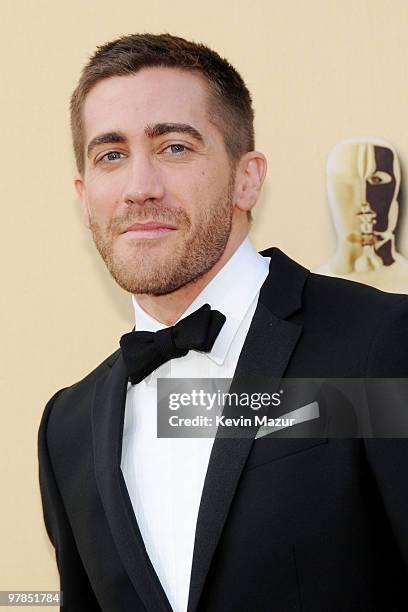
{"left": 233, "top": 151, "right": 267, "bottom": 214}
{"left": 74, "top": 175, "right": 91, "bottom": 229}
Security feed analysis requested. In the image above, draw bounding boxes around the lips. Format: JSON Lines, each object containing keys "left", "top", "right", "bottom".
{"left": 123, "top": 221, "right": 177, "bottom": 232}
{"left": 121, "top": 220, "right": 177, "bottom": 239}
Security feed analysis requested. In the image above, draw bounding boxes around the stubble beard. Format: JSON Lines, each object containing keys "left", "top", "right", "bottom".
{"left": 89, "top": 173, "right": 235, "bottom": 296}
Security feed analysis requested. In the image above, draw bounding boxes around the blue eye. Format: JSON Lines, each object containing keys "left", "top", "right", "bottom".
{"left": 99, "top": 151, "right": 123, "bottom": 163}
{"left": 168, "top": 144, "right": 187, "bottom": 155}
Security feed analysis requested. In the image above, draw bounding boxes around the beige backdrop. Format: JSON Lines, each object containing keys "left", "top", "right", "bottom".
{"left": 2, "top": 0, "right": 408, "bottom": 605}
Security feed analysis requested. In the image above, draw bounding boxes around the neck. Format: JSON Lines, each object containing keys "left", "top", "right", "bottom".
{"left": 134, "top": 224, "right": 249, "bottom": 325}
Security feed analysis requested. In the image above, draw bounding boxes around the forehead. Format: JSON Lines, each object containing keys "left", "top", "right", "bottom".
{"left": 82, "top": 67, "right": 213, "bottom": 143}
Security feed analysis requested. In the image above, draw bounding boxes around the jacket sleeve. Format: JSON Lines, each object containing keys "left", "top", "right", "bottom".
{"left": 38, "top": 390, "right": 103, "bottom": 611}
{"left": 363, "top": 296, "right": 408, "bottom": 569}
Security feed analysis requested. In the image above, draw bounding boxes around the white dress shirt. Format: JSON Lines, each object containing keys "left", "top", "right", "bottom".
{"left": 120, "top": 237, "right": 270, "bottom": 612}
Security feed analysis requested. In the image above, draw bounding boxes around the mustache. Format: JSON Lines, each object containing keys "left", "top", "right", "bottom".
{"left": 107, "top": 205, "right": 191, "bottom": 234}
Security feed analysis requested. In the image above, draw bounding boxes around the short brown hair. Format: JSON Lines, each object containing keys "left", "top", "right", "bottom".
{"left": 70, "top": 33, "right": 255, "bottom": 175}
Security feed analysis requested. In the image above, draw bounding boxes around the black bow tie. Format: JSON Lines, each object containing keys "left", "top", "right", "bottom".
{"left": 120, "top": 304, "right": 226, "bottom": 385}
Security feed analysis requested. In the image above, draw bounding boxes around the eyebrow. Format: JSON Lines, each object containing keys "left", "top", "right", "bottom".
{"left": 86, "top": 123, "right": 204, "bottom": 159}
{"left": 144, "top": 122, "right": 204, "bottom": 143}
{"left": 87, "top": 132, "right": 126, "bottom": 159}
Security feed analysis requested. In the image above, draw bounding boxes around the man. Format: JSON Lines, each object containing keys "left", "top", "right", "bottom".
{"left": 38, "top": 33, "right": 408, "bottom": 612}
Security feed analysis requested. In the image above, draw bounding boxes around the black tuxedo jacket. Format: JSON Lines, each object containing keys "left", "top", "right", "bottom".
{"left": 38, "top": 247, "right": 408, "bottom": 612}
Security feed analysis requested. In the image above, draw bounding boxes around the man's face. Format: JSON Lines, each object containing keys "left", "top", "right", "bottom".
{"left": 75, "top": 68, "right": 238, "bottom": 295}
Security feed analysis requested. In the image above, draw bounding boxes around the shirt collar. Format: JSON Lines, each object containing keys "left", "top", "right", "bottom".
{"left": 131, "top": 236, "right": 270, "bottom": 366}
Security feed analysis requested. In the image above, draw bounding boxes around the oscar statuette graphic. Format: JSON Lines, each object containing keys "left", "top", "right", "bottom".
{"left": 317, "top": 137, "right": 408, "bottom": 293}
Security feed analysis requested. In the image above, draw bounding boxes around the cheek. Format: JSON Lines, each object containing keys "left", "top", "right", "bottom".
{"left": 171, "top": 166, "right": 227, "bottom": 207}
{"left": 86, "top": 175, "right": 122, "bottom": 218}
{"left": 164, "top": 173, "right": 202, "bottom": 213}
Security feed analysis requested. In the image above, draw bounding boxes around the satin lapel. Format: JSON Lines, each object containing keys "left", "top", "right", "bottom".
{"left": 92, "top": 352, "right": 173, "bottom": 612}
{"left": 187, "top": 248, "right": 308, "bottom": 612}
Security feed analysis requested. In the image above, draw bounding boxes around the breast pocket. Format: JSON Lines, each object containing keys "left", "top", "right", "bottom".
{"left": 245, "top": 436, "right": 328, "bottom": 471}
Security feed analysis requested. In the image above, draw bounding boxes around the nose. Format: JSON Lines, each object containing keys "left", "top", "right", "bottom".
{"left": 121, "top": 154, "right": 165, "bottom": 206}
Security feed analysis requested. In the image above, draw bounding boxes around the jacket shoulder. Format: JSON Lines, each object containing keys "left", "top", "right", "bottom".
{"left": 261, "top": 246, "right": 408, "bottom": 322}
{"left": 305, "top": 270, "right": 408, "bottom": 314}
{"left": 39, "top": 347, "right": 121, "bottom": 440}
{"left": 264, "top": 248, "right": 408, "bottom": 376}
